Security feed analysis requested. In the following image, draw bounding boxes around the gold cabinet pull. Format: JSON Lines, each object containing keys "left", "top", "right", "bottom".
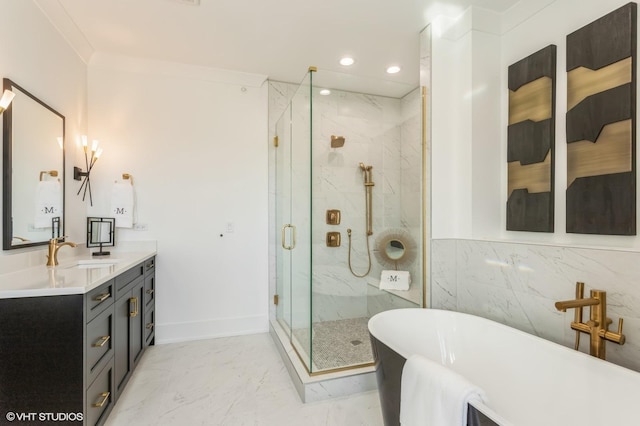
{"left": 129, "top": 297, "right": 139, "bottom": 317}
{"left": 146, "top": 322, "right": 155, "bottom": 330}
{"left": 94, "top": 293, "right": 110, "bottom": 302}
{"left": 146, "top": 288, "right": 154, "bottom": 295}
{"left": 92, "top": 391, "right": 110, "bottom": 408}
{"left": 92, "top": 335, "right": 111, "bottom": 348}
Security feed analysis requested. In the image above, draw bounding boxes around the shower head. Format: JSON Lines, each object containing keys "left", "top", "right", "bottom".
{"left": 331, "top": 135, "right": 345, "bottom": 148}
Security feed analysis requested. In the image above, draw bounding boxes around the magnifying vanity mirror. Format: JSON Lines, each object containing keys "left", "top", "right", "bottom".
{"left": 374, "top": 228, "right": 417, "bottom": 269}
{"left": 2, "top": 78, "right": 65, "bottom": 250}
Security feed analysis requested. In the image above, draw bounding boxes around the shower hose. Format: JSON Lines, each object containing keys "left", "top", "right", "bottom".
{"left": 347, "top": 228, "right": 372, "bottom": 277}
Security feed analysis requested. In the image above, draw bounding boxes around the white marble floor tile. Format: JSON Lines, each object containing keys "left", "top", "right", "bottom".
{"left": 105, "top": 333, "right": 383, "bottom": 426}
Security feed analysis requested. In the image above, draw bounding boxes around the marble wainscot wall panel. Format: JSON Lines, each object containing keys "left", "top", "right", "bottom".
{"left": 431, "top": 238, "right": 640, "bottom": 372}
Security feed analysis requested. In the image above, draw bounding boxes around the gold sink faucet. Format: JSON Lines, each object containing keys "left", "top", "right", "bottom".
{"left": 555, "top": 282, "right": 625, "bottom": 359}
{"left": 46, "top": 237, "right": 77, "bottom": 267}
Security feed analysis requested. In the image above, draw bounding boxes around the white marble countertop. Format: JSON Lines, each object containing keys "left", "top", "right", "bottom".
{"left": 0, "top": 248, "right": 156, "bottom": 299}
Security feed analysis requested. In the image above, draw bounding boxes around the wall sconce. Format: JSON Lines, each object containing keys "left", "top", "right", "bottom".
{"left": 74, "top": 136, "right": 103, "bottom": 206}
{"left": 0, "top": 89, "right": 15, "bottom": 114}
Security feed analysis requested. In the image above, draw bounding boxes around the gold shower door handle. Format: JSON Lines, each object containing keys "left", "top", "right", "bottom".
{"left": 281, "top": 224, "right": 297, "bottom": 250}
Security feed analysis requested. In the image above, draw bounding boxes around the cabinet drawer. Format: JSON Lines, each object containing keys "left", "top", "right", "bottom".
{"left": 86, "top": 280, "right": 114, "bottom": 322}
{"left": 144, "top": 307, "right": 155, "bottom": 347}
{"left": 144, "top": 257, "right": 155, "bottom": 275}
{"left": 115, "top": 262, "right": 144, "bottom": 297}
{"left": 86, "top": 307, "right": 114, "bottom": 386}
{"left": 86, "top": 360, "right": 114, "bottom": 426}
{"left": 144, "top": 273, "right": 155, "bottom": 308}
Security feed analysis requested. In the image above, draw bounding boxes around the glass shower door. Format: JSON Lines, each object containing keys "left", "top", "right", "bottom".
{"left": 275, "top": 71, "right": 313, "bottom": 372}
{"left": 289, "top": 72, "right": 313, "bottom": 371}
{"left": 275, "top": 106, "right": 292, "bottom": 332}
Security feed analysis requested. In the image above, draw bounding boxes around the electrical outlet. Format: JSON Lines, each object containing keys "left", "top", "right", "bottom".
{"left": 134, "top": 223, "right": 148, "bottom": 231}
{"left": 226, "top": 222, "right": 234, "bottom": 233}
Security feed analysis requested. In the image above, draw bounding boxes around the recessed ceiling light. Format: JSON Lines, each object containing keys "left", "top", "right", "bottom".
{"left": 319, "top": 89, "right": 331, "bottom": 96}
{"left": 386, "top": 66, "right": 401, "bottom": 74}
{"left": 340, "top": 57, "right": 355, "bottom": 66}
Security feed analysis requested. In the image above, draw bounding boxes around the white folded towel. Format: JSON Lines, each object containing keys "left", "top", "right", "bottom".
{"left": 400, "top": 354, "right": 487, "bottom": 426}
{"left": 380, "top": 270, "right": 411, "bottom": 291}
{"left": 34, "top": 180, "right": 62, "bottom": 228}
{"left": 111, "top": 181, "right": 134, "bottom": 228}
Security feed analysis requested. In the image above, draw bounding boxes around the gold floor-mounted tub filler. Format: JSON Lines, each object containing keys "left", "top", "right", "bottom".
{"left": 555, "top": 281, "right": 625, "bottom": 359}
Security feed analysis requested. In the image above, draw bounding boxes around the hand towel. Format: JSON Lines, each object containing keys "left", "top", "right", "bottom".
{"left": 400, "top": 354, "right": 487, "bottom": 426}
{"left": 380, "top": 270, "right": 411, "bottom": 291}
{"left": 34, "top": 180, "right": 62, "bottom": 228}
{"left": 111, "top": 181, "right": 134, "bottom": 228}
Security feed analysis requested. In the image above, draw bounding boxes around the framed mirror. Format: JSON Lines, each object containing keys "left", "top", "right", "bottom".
{"left": 2, "top": 79, "right": 65, "bottom": 250}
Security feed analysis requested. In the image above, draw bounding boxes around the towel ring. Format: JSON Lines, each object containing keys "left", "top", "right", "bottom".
{"left": 120, "top": 173, "right": 133, "bottom": 185}
{"left": 39, "top": 170, "right": 58, "bottom": 181}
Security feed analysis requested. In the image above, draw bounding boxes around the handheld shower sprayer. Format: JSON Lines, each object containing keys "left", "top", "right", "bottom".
{"left": 359, "top": 164, "right": 374, "bottom": 235}
{"left": 348, "top": 162, "right": 375, "bottom": 277}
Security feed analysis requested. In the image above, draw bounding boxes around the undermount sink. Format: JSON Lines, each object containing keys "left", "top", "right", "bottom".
{"left": 64, "top": 259, "right": 121, "bottom": 269}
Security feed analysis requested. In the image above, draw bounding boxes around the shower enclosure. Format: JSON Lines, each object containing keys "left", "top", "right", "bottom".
{"left": 272, "top": 68, "right": 424, "bottom": 374}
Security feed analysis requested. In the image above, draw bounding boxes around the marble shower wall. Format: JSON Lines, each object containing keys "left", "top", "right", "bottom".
{"left": 431, "top": 239, "right": 640, "bottom": 372}
{"left": 311, "top": 85, "right": 422, "bottom": 322}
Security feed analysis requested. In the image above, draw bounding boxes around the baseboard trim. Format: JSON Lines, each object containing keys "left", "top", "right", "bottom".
{"left": 155, "top": 314, "right": 269, "bottom": 344}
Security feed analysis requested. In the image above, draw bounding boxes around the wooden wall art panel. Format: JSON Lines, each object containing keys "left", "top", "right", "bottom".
{"left": 566, "top": 2, "right": 637, "bottom": 235}
{"left": 507, "top": 45, "right": 556, "bottom": 232}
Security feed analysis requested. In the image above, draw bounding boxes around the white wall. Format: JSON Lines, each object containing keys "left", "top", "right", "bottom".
{"left": 431, "top": 18, "right": 473, "bottom": 239}
{"left": 86, "top": 53, "right": 269, "bottom": 342}
{"left": 0, "top": 0, "right": 88, "bottom": 256}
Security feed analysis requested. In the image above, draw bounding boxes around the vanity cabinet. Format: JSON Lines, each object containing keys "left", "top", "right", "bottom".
{"left": 0, "top": 256, "right": 156, "bottom": 426}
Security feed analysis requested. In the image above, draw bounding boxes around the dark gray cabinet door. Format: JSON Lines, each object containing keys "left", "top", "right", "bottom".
{"left": 114, "top": 276, "right": 146, "bottom": 399}
{"left": 114, "top": 289, "right": 132, "bottom": 397}
{"left": 130, "top": 279, "right": 145, "bottom": 368}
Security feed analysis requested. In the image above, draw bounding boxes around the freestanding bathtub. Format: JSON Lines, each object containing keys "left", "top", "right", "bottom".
{"left": 368, "top": 308, "right": 640, "bottom": 426}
